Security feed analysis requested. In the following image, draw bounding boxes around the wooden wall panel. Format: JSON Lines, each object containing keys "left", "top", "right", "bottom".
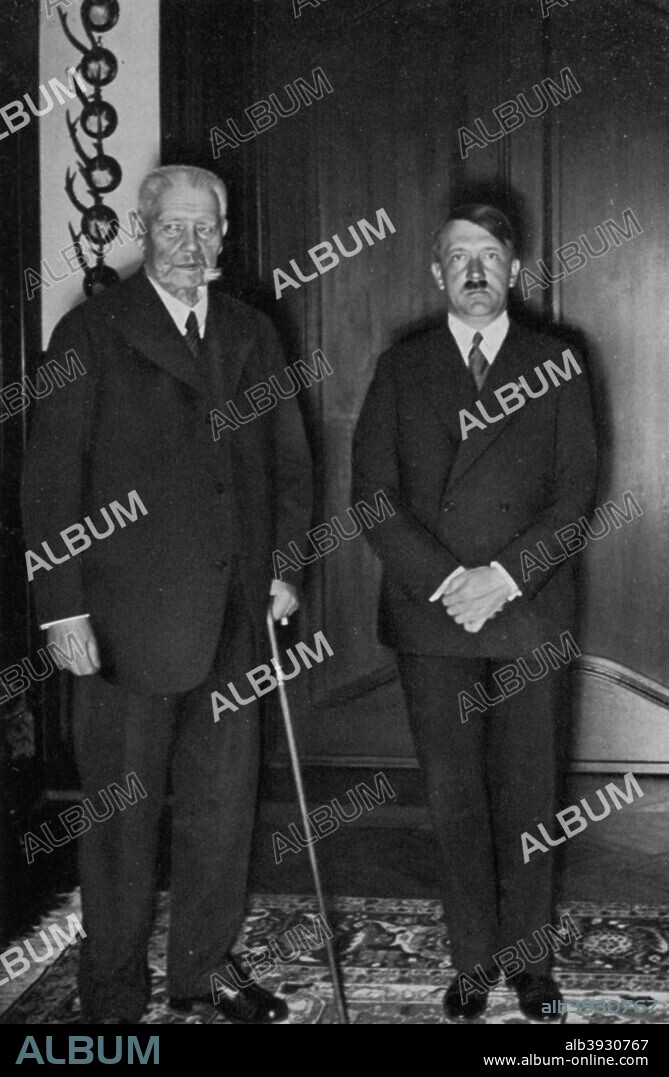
{"left": 255, "top": 1, "right": 465, "bottom": 702}
{"left": 551, "top": 0, "right": 669, "bottom": 685}
{"left": 160, "top": 0, "right": 669, "bottom": 766}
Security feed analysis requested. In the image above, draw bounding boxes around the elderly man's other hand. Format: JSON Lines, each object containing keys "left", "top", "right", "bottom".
{"left": 47, "top": 616, "right": 101, "bottom": 676}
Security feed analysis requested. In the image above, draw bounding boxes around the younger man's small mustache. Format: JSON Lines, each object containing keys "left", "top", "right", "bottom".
{"left": 464, "top": 280, "right": 488, "bottom": 291}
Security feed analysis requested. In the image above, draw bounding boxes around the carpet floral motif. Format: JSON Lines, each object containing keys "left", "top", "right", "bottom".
{"left": 2, "top": 895, "right": 667, "bottom": 1024}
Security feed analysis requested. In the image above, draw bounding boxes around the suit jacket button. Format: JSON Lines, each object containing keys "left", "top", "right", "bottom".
{"left": 216, "top": 559, "right": 228, "bottom": 570}
{"left": 443, "top": 501, "right": 453, "bottom": 512}
{"left": 500, "top": 502, "right": 509, "bottom": 512}
{"left": 215, "top": 482, "right": 225, "bottom": 494}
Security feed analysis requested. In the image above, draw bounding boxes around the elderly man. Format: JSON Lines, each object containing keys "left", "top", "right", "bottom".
{"left": 22, "top": 165, "right": 312, "bottom": 1024}
{"left": 353, "top": 203, "right": 597, "bottom": 1021}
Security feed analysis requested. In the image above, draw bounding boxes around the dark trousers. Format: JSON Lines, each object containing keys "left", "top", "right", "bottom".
{"left": 72, "top": 574, "right": 260, "bottom": 1022}
{"left": 397, "top": 653, "right": 568, "bottom": 979}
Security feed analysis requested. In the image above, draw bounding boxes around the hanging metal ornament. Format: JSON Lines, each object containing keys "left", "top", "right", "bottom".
{"left": 67, "top": 223, "right": 120, "bottom": 297}
{"left": 79, "top": 45, "right": 118, "bottom": 87}
{"left": 84, "top": 259, "right": 121, "bottom": 296}
{"left": 80, "top": 98, "right": 118, "bottom": 139}
{"left": 81, "top": 0, "right": 120, "bottom": 34}
{"left": 67, "top": 113, "right": 122, "bottom": 193}
{"left": 59, "top": 2, "right": 122, "bottom": 297}
{"left": 81, "top": 202, "right": 120, "bottom": 245}
{"left": 85, "top": 153, "right": 122, "bottom": 193}
{"left": 65, "top": 170, "right": 120, "bottom": 242}
{"left": 58, "top": 8, "right": 119, "bottom": 86}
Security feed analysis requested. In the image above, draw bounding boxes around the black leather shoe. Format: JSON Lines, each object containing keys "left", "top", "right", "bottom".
{"left": 443, "top": 967, "right": 499, "bottom": 1021}
{"left": 513, "top": 972, "right": 562, "bottom": 1022}
{"left": 171, "top": 957, "right": 288, "bottom": 1024}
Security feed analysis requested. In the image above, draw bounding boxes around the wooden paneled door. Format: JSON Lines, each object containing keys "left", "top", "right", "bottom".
{"left": 162, "top": 0, "right": 669, "bottom": 770}
{"left": 505, "top": 0, "right": 669, "bottom": 773}
{"left": 248, "top": 0, "right": 470, "bottom": 763}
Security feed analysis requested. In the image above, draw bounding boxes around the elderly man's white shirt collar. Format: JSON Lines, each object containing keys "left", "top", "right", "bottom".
{"left": 146, "top": 271, "right": 208, "bottom": 337}
{"left": 448, "top": 310, "right": 510, "bottom": 366}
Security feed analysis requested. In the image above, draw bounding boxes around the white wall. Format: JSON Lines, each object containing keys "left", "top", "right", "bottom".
{"left": 39, "top": 0, "right": 160, "bottom": 346}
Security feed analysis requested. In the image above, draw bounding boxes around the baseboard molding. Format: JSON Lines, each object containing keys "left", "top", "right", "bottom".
{"left": 572, "top": 655, "right": 669, "bottom": 773}
{"left": 294, "top": 655, "right": 669, "bottom": 775}
{"left": 310, "top": 663, "right": 398, "bottom": 709}
{"left": 41, "top": 658, "right": 669, "bottom": 802}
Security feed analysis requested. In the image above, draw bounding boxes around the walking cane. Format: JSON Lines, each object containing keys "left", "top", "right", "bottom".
{"left": 266, "top": 608, "right": 349, "bottom": 1025}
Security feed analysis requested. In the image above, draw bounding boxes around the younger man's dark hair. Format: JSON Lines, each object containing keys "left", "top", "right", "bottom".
{"left": 433, "top": 203, "right": 517, "bottom": 258}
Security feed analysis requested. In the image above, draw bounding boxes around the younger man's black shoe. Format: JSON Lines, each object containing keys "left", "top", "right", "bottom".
{"left": 513, "top": 972, "right": 562, "bottom": 1022}
{"left": 443, "top": 967, "right": 499, "bottom": 1021}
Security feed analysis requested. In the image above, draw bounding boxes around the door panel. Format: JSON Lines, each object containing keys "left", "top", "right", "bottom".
{"left": 161, "top": 0, "right": 669, "bottom": 766}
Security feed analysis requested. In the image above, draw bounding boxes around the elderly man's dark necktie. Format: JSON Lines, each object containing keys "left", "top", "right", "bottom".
{"left": 183, "top": 310, "right": 202, "bottom": 360}
{"left": 468, "top": 331, "right": 489, "bottom": 392}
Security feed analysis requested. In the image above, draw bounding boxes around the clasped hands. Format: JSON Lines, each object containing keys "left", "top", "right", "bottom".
{"left": 431, "top": 566, "right": 514, "bottom": 633}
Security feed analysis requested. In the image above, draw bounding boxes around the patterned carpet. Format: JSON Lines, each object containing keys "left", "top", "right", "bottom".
{"left": 2, "top": 894, "right": 668, "bottom": 1024}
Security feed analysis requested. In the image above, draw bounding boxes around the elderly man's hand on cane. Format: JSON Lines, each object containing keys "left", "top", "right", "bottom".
{"left": 270, "top": 580, "right": 299, "bottom": 625}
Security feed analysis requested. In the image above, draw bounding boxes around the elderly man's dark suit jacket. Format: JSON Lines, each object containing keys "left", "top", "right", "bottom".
{"left": 22, "top": 269, "right": 312, "bottom": 695}
{"left": 353, "top": 319, "right": 597, "bottom": 655}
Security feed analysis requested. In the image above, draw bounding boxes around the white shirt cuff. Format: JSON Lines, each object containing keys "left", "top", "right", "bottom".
{"left": 429, "top": 565, "right": 466, "bottom": 602}
{"left": 40, "top": 614, "right": 90, "bottom": 630}
{"left": 490, "top": 561, "right": 521, "bottom": 599}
